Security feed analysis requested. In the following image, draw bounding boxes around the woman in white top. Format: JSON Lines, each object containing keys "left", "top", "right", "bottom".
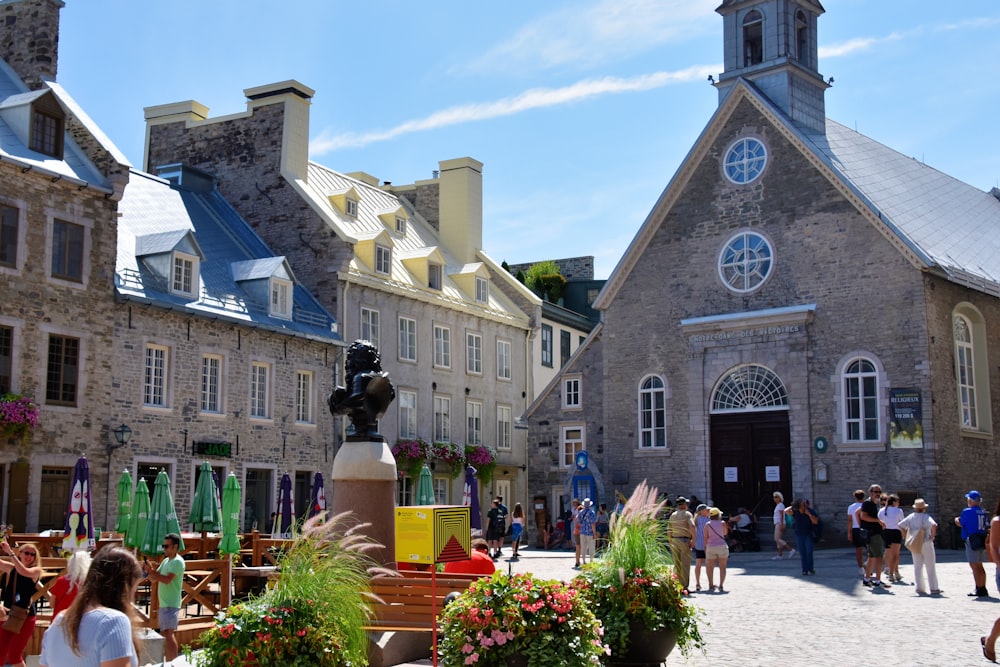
{"left": 898, "top": 498, "right": 939, "bottom": 595}
{"left": 878, "top": 493, "right": 905, "bottom": 582}
{"left": 40, "top": 546, "right": 142, "bottom": 667}
{"left": 772, "top": 492, "right": 792, "bottom": 560}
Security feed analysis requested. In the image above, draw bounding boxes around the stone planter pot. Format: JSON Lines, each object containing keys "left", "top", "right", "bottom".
{"left": 606, "top": 622, "right": 677, "bottom": 666}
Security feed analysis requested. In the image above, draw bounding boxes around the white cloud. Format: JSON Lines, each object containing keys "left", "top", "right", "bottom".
{"left": 465, "top": 0, "right": 718, "bottom": 73}
{"left": 310, "top": 64, "right": 718, "bottom": 154}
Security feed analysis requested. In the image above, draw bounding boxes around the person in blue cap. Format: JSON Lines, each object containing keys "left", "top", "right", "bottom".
{"left": 954, "top": 490, "right": 989, "bottom": 598}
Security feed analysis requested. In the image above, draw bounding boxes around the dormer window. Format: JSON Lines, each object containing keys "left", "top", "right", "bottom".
{"left": 30, "top": 108, "right": 63, "bottom": 158}
{"left": 475, "top": 276, "right": 489, "bottom": 303}
{"left": 743, "top": 10, "right": 763, "bottom": 66}
{"left": 270, "top": 278, "right": 293, "bottom": 319}
{"left": 171, "top": 252, "right": 199, "bottom": 297}
{"left": 375, "top": 244, "right": 391, "bottom": 275}
{"left": 429, "top": 263, "right": 442, "bottom": 290}
{"left": 346, "top": 199, "right": 358, "bottom": 217}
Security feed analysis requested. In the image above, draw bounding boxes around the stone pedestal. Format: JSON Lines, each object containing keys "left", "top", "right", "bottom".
{"left": 331, "top": 438, "right": 397, "bottom": 567}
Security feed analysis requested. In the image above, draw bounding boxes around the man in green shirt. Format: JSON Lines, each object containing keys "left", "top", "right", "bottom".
{"left": 144, "top": 532, "right": 185, "bottom": 661}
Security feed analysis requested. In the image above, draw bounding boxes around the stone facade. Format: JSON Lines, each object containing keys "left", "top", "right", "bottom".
{"left": 0, "top": 0, "right": 60, "bottom": 90}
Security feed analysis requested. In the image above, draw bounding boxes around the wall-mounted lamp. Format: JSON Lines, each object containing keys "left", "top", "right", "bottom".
{"left": 707, "top": 74, "right": 715, "bottom": 83}
{"left": 826, "top": 76, "right": 834, "bottom": 85}
{"left": 432, "top": 382, "right": 437, "bottom": 391}
{"left": 464, "top": 387, "right": 470, "bottom": 395}
{"left": 106, "top": 423, "right": 132, "bottom": 528}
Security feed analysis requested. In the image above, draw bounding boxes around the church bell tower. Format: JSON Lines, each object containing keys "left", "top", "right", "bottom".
{"left": 714, "top": 0, "right": 828, "bottom": 133}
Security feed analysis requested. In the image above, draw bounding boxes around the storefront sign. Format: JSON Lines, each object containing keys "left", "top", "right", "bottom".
{"left": 194, "top": 441, "right": 233, "bottom": 458}
{"left": 889, "top": 388, "right": 923, "bottom": 449}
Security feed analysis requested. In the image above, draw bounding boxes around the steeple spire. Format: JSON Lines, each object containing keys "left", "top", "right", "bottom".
{"left": 714, "top": 0, "right": 828, "bottom": 133}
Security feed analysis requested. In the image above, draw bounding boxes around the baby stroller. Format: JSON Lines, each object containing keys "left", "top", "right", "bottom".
{"left": 726, "top": 509, "right": 761, "bottom": 552}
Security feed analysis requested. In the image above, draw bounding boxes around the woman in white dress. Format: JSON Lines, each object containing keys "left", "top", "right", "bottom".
{"left": 898, "top": 498, "right": 939, "bottom": 595}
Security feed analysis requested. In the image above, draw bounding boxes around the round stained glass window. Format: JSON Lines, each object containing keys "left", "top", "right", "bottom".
{"left": 723, "top": 137, "right": 767, "bottom": 184}
{"left": 718, "top": 231, "right": 773, "bottom": 293}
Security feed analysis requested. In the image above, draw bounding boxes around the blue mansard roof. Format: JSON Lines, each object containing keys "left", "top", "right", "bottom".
{"left": 116, "top": 166, "right": 341, "bottom": 344}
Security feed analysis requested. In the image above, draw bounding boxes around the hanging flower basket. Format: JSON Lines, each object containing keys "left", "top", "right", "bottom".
{"left": 391, "top": 438, "right": 429, "bottom": 478}
{"left": 0, "top": 393, "right": 38, "bottom": 443}
{"left": 430, "top": 441, "right": 465, "bottom": 478}
{"left": 464, "top": 445, "right": 496, "bottom": 485}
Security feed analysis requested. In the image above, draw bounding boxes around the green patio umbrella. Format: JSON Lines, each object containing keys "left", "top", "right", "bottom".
{"left": 219, "top": 473, "right": 242, "bottom": 557}
{"left": 125, "top": 477, "right": 150, "bottom": 550}
{"left": 189, "top": 461, "right": 222, "bottom": 533}
{"left": 416, "top": 464, "right": 435, "bottom": 505}
{"left": 115, "top": 469, "right": 133, "bottom": 534}
{"left": 141, "top": 469, "right": 185, "bottom": 556}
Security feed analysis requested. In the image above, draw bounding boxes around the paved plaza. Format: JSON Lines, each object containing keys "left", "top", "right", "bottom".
{"left": 395, "top": 543, "right": 999, "bottom": 666}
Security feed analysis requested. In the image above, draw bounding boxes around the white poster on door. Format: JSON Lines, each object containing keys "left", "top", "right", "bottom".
{"left": 765, "top": 465, "right": 781, "bottom": 482}
{"left": 724, "top": 467, "right": 738, "bottom": 482}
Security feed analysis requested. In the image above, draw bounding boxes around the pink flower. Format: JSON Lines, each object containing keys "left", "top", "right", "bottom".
{"left": 464, "top": 654, "right": 480, "bottom": 665}
{"left": 461, "top": 643, "right": 475, "bottom": 654}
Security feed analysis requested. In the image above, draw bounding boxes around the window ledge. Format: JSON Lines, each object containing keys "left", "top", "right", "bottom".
{"left": 561, "top": 405, "right": 583, "bottom": 412}
{"left": 635, "top": 448, "right": 671, "bottom": 457}
{"left": 835, "top": 442, "right": 885, "bottom": 453}
{"left": 142, "top": 405, "right": 173, "bottom": 414}
{"left": 199, "top": 411, "right": 227, "bottom": 419}
{"left": 293, "top": 421, "right": 317, "bottom": 429}
{"left": 959, "top": 428, "right": 994, "bottom": 441}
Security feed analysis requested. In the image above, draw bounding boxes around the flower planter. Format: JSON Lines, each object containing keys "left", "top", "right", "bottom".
{"left": 606, "top": 622, "right": 677, "bottom": 665}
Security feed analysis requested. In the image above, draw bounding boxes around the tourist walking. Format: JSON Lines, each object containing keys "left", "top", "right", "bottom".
{"left": 595, "top": 503, "right": 610, "bottom": 552}
{"left": 787, "top": 499, "right": 819, "bottom": 575}
{"left": 485, "top": 499, "right": 508, "bottom": 561}
{"left": 847, "top": 489, "right": 867, "bottom": 578}
{"left": 693, "top": 504, "right": 710, "bottom": 592}
{"left": 898, "top": 498, "right": 939, "bottom": 595}
{"left": 0, "top": 540, "right": 42, "bottom": 667}
{"left": 668, "top": 497, "right": 695, "bottom": 593}
{"left": 859, "top": 484, "right": 888, "bottom": 588}
{"left": 880, "top": 493, "right": 905, "bottom": 582}
{"left": 703, "top": 507, "right": 730, "bottom": 592}
{"left": 39, "top": 546, "right": 143, "bottom": 667}
{"left": 578, "top": 498, "right": 597, "bottom": 566}
{"left": 772, "top": 492, "right": 792, "bottom": 560}
{"left": 509, "top": 503, "right": 525, "bottom": 559}
{"left": 955, "top": 489, "right": 990, "bottom": 598}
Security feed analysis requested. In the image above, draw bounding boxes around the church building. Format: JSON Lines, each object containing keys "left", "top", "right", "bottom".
{"left": 525, "top": 0, "right": 1000, "bottom": 538}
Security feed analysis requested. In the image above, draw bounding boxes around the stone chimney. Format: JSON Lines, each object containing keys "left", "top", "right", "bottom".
{"left": 0, "top": 0, "right": 63, "bottom": 90}
{"left": 438, "top": 157, "right": 483, "bottom": 265}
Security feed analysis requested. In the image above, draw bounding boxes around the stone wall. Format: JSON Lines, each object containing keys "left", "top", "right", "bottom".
{"left": 0, "top": 0, "right": 60, "bottom": 90}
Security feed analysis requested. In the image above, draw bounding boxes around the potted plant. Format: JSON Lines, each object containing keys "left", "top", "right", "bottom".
{"left": 572, "top": 481, "right": 704, "bottom": 664}
{"left": 189, "top": 513, "right": 382, "bottom": 666}
{"left": 430, "top": 441, "right": 465, "bottom": 478}
{"left": 464, "top": 444, "right": 496, "bottom": 485}
{"left": 0, "top": 393, "right": 38, "bottom": 443}
{"left": 392, "top": 438, "right": 429, "bottom": 479}
{"left": 439, "top": 571, "right": 608, "bottom": 666}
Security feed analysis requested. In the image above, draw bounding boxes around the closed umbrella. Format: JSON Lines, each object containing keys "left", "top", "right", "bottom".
{"left": 125, "top": 477, "right": 150, "bottom": 550}
{"left": 219, "top": 473, "right": 242, "bottom": 557}
{"left": 462, "top": 466, "right": 482, "bottom": 536}
{"left": 115, "top": 469, "right": 133, "bottom": 534}
{"left": 141, "top": 469, "right": 185, "bottom": 556}
{"left": 274, "top": 473, "right": 295, "bottom": 538}
{"left": 62, "top": 456, "right": 95, "bottom": 552}
{"left": 189, "top": 461, "right": 222, "bottom": 533}
{"left": 416, "top": 464, "right": 435, "bottom": 505}
{"left": 307, "top": 471, "right": 326, "bottom": 519}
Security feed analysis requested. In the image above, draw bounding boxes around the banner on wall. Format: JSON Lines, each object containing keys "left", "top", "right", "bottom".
{"left": 889, "top": 388, "right": 923, "bottom": 449}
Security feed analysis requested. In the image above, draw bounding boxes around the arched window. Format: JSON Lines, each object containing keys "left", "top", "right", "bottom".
{"left": 842, "top": 356, "right": 879, "bottom": 441}
{"left": 711, "top": 365, "right": 787, "bottom": 413}
{"left": 795, "top": 10, "right": 809, "bottom": 64}
{"left": 952, "top": 304, "right": 991, "bottom": 433}
{"left": 638, "top": 375, "right": 666, "bottom": 448}
{"left": 743, "top": 10, "right": 763, "bottom": 66}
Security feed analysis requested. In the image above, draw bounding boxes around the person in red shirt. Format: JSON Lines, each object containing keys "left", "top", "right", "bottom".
{"left": 47, "top": 551, "right": 92, "bottom": 617}
{"left": 443, "top": 539, "right": 496, "bottom": 576}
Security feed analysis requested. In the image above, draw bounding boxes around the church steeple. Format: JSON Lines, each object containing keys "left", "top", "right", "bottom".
{"left": 714, "top": 0, "right": 828, "bottom": 133}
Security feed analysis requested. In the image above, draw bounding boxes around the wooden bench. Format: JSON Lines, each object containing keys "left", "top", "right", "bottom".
{"left": 365, "top": 571, "right": 481, "bottom": 633}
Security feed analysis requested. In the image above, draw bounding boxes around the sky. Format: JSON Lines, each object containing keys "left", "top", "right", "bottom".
{"left": 57, "top": 1, "right": 1000, "bottom": 280}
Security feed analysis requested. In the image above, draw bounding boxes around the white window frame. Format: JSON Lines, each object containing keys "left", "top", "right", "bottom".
{"left": 433, "top": 476, "right": 448, "bottom": 504}
{"left": 497, "top": 404, "right": 512, "bottom": 451}
{"left": 429, "top": 263, "right": 442, "bottom": 290}
{"left": 540, "top": 324, "right": 553, "bottom": 368}
{"left": 398, "top": 316, "right": 417, "bottom": 362}
{"left": 250, "top": 361, "right": 271, "bottom": 419}
{"left": 466, "top": 332, "right": 482, "bottom": 375}
{"left": 434, "top": 395, "right": 451, "bottom": 442}
{"left": 143, "top": 344, "right": 170, "bottom": 408}
{"left": 561, "top": 424, "right": 585, "bottom": 468}
{"left": 396, "top": 476, "right": 415, "bottom": 506}
{"left": 171, "top": 251, "right": 199, "bottom": 298}
{"left": 395, "top": 217, "right": 406, "bottom": 234}
{"left": 842, "top": 356, "right": 880, "bottom": 442}
{"left": 953, "top": 306, "right": 992, "bottom": 434}
{"left": 361, "top": 306, "right": 380, "bottom": 347}
{"left": 433, "top": 324, "right": 451, "bottom": 369}
{"left": 563, "top": 375, "right": 581, "bottom": 410}
{"left": 201, "top": 353, "right": 224, "bottom": 415}
{"left": 346, "top": 199, "right": 358, "bottom": 217}
{"left": 295, "top": 370, "right": 314, "bottom": 424}
{"left": 375, "top": 244, "right": 391, "bottom": 275}
{"left": 398, "top": 389, "right": 417, "bottom": 439}
{"left": 497, "top": 339, "right": 512, "bottom": 381}
{"left": 269, "top": 277, "right": 293, "bottom": 320}
{"left": 475, "top": 276, "right": 489, "bottom": 303}
{"left": 467, "top": 400, "right": 483, "bottom": 446}
{"left": 638, "top": 375, "right": 667, "bottom": 449}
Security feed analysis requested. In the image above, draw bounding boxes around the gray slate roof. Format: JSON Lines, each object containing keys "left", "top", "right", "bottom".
{"left": 116, "top": 168, "right": 340, "bottom": 343}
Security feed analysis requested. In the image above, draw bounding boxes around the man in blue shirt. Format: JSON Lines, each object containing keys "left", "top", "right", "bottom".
{"left": 955, "top": 490, "right": 990, "bottom": 598}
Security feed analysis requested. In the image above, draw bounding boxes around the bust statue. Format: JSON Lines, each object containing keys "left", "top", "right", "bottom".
{"left": 328, "top": 340, "right": 395, "bottom": 441}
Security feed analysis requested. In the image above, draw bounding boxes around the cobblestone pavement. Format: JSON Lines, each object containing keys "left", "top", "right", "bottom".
{"left": 394, "top": 543, "right": 1000, "bottom": 666}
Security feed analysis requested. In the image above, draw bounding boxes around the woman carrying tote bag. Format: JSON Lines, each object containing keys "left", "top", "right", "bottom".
{"left": 898, "top": 498, "right": 940, "bottom": 595}
{"left": 0, "top": 540, "right": 42, "bottom": 667}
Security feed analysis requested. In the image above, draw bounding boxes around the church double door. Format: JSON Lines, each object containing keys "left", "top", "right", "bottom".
{"left": 709, "top": 411, "right": 791, "bottom": 519}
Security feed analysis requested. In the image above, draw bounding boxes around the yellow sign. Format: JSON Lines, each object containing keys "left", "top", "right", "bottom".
{"left": 394, "top": 505, "right": 470, "bottom": 564}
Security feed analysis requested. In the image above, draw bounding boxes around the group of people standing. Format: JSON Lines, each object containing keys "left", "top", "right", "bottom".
{"left": 668, "top": 497, "right": 731, "bottom": 594}
{"left": 485, "top": 496, "right": 526, "bottom": 561}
